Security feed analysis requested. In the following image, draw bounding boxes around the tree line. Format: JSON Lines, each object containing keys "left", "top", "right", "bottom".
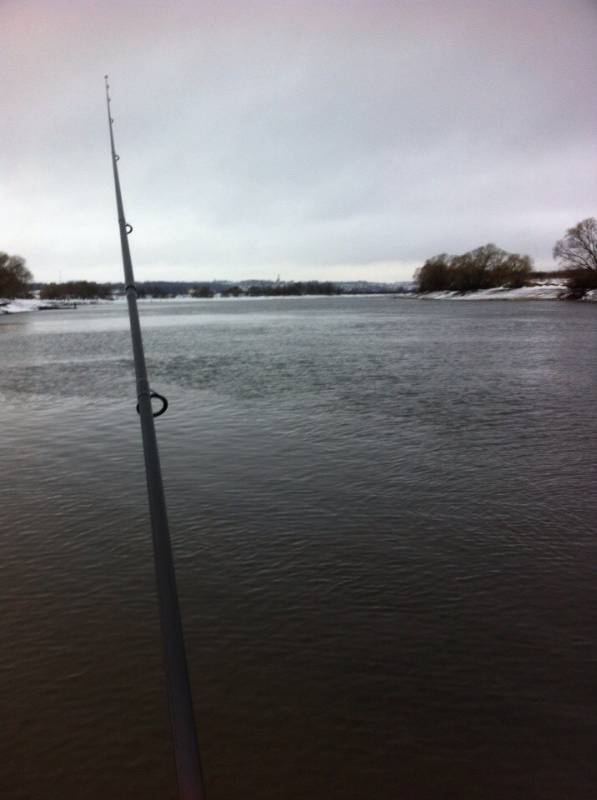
{"left": 416, "top": 244, "right": 532, "bottom": 293}
{"left": 40, "top": 281, "right": 112, "bottom": 300}
{"left": 415, "top": 217, "right": 597, "bottom": 297}
{"left": 190, "top": 281, "right": 339, "bottom": 298}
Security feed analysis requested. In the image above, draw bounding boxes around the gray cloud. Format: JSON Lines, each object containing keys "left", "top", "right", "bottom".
{"left": 2, "top": 0, "right": 596, "bottom": 282}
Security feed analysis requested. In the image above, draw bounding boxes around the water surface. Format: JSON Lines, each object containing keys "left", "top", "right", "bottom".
{"left": 2, "top": 297, "right": 596, "bottom": 799}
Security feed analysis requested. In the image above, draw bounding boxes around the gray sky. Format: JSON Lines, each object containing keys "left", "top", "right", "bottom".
{"left": 2, "top": 0, "right": 596, "bottom": 283}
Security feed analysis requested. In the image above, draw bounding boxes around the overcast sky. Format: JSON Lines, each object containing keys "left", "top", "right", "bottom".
{"left": 2, "top": 0, "right": 596, "bottom": 283}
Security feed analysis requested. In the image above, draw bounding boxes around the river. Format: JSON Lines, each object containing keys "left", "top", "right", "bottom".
{"left": 1, "top": 296, "right": 596, "bottom": 799}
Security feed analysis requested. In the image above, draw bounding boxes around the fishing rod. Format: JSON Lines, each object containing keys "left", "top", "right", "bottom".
{"left": 103, "top": 75, "right": 206, "bottom": 800}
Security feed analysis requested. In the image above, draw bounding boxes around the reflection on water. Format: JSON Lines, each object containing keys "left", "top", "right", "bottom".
{"left": 1, "top": 298, "right": 596, "bottom": 799}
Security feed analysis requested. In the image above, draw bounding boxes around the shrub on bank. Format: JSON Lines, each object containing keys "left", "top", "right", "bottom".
{"left": 415, "top": 245, "right": 532, "bottom": 293}
{"left": 565, "top": 268, "right": 597, "bottom": 299}
{"left": 190, "top": 285, "right": 214, "bottom": 298}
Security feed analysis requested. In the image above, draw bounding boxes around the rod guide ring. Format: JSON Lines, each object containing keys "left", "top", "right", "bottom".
{"left": 137, "top": 390, "right": 169, "bottom": 418}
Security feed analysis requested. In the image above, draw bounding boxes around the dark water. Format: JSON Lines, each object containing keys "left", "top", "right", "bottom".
{"left": 1, "top": 297, "right": 596, "bottom": 799}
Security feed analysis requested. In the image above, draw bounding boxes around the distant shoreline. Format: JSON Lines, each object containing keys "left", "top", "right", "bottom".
{"left": 3, "top": 285, "right": 597, "bottom": 314}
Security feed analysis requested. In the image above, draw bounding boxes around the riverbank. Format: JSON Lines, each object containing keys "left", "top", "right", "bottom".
{"left": 416, "top": 283, "right": 597, "bottom": 301}
{"left": 0, "top": 299, "right": 42, "bottom": 314}
{"left": 1, "top": 299, "right": 93, "bottom": 314}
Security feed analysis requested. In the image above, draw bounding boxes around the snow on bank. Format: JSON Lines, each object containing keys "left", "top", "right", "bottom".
{"left": 419, "top": 283, "right": 567, "bottom": 301}
{"left": 0, "top": 299, "right": 43, "bottom": 314}
{"left": 0, "top": 298, "right": 106, "bottom": 314}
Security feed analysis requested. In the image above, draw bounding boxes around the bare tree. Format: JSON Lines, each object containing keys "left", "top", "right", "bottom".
{"left": 553, "top": 218, "right": 597, "bottom": 272}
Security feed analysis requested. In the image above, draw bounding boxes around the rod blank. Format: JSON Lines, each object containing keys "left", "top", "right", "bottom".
{"left": 104, "top": 75, "right": 206, "bottom": 800}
